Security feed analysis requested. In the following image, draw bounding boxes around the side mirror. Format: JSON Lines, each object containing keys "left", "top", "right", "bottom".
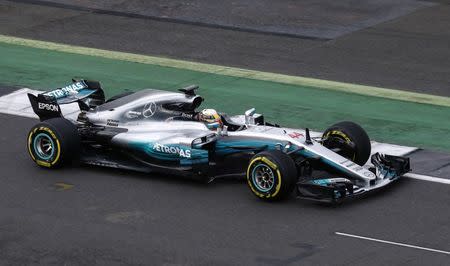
{"left": 191, "top": 133, "right": 218, "bottom": 149}
{"left": 245, "top": 108, "right": 256, "bottom": 125}
{"left": 245, "top": 108, "right": 256, "bottom": 117}
{"left": 221, "top": 125, "right": 228, "bottom": 136}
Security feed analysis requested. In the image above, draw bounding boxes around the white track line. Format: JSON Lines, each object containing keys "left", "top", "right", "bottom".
{"left": 336, "top": 232, "right": 450, "bottom": 255}
{"left": 404, "top": 173, "right": 450, "bottom": 185}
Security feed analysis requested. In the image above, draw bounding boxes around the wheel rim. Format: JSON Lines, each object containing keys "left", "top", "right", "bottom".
{"left": 252, "top": 164, "right": 275, "bottom": 192}
{"left": 33, "top": 133, "right": 55, "bottom": 160}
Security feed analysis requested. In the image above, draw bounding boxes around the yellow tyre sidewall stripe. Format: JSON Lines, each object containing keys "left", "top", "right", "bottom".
{"left": 27, "top": 128, "right": 37, "bottom": 161}
{"left": 324, "top": 130, "right": 351, "bottom": 143}
{"left": 324, "top": 130, "right": 356, "bottom": 160}
{"left": 247, "top": 156, "right": 283, "bottom": 198}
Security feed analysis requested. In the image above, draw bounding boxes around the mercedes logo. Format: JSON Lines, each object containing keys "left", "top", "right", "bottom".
{"left": 142, "top": 102, "right": 157, "bottom": 118}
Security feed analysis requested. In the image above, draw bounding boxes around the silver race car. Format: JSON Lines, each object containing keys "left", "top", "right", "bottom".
{"left": 27, "top": 80, "right": 411, "bottom": 203}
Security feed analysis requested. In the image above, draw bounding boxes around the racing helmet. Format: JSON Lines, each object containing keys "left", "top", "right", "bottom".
{"left": 198, "top": 109, "right": 222, "bottom": 129}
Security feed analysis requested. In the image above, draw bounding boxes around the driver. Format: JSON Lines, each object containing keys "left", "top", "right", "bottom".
{"left": 196, "top": 109, "right": 223, "bottom": 130}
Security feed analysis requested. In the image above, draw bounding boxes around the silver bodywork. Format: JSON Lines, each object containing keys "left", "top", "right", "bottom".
{"left": 80, "top": 88, "right": 397, "bottom": 194}
{"left": 27, "top": 81, "right": 410, "bottom": 203}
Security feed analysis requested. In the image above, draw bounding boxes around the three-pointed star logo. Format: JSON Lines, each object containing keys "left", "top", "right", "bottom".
{"left": 142, "top": 102, "right": 157, "bottom": 117}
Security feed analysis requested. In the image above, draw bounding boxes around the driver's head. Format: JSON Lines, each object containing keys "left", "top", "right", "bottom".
{"left": 198, "top": 109, "right": 222, "bottom": 130}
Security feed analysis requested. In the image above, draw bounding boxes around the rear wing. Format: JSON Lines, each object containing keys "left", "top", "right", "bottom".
{"left": 28, "top": 79, "right": 105, "bottom": 121}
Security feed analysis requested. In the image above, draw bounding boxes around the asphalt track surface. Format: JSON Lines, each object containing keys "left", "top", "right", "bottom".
{"left": 0, "top": 89, "right": 449, "bottom": 266}
{"left": 0, "top": 1, "right": 449, "bottom": 265}
{"left": 0, "top": 110, "right": 449, "bottom": 265}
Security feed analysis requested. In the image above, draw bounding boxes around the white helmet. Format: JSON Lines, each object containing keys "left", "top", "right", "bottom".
{"left": 198, "top": 109, "right": 222, "bottom": 129}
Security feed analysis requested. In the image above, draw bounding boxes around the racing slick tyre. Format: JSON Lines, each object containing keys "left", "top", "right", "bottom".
{"left": 322, "top": 121, "right": 371, "bottom": 166}
{"left": 246, "top": 150, "right": 297, "bottom": 201}
{"left": 27, "top": 118, "right": 80, "bottom": 168}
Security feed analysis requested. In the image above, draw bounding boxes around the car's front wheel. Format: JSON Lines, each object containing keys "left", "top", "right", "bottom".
{"left": 322, "top": 121, "right": 371, "bottom": 166}
{"left": 27, "top": 118, "right": 80, "bottom": 168}
{"left": 246, "top": 150, "right": 297, "bottom": 201}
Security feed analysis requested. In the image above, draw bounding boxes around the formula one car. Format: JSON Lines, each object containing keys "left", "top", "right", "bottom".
{"left": 26, "top": 80, "right": 411, "bottom": 203}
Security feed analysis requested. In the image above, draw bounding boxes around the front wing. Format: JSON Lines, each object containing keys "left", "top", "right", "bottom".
{"left": 296, "top": 153, "right": 411, "bottom": 203}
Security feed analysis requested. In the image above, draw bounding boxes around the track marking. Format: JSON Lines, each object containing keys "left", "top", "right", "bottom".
{"left": 404, "top": 173, "right": 450, "bottom": 185}
{"left": 0, "top": 88, "right": 80, "bottom": 120}
{"left": 0, "top": 34, "right": 449, "bottom": 107}
{"left": 336, "top": 232, "right": 450, "bottom": 255}
{"left": 53, "top": 182, "right": 74, "bottom": 191}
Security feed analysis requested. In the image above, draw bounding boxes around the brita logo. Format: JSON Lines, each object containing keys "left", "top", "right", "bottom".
{"left": 38, "top": 102, "right": 59, "bottom": 112}
{"left": 152, "top": 143, "right": 191, "bottom": 158}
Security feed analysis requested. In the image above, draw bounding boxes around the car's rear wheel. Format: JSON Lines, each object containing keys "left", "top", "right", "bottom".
{"left": 246, "top": 150, "right": 297, "bottom": 201}
{"left": 322, "top": 121, "right": 371, "bottom": 166}
{"left": 27, "top": 118, "right": 80, "bottom": 168}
